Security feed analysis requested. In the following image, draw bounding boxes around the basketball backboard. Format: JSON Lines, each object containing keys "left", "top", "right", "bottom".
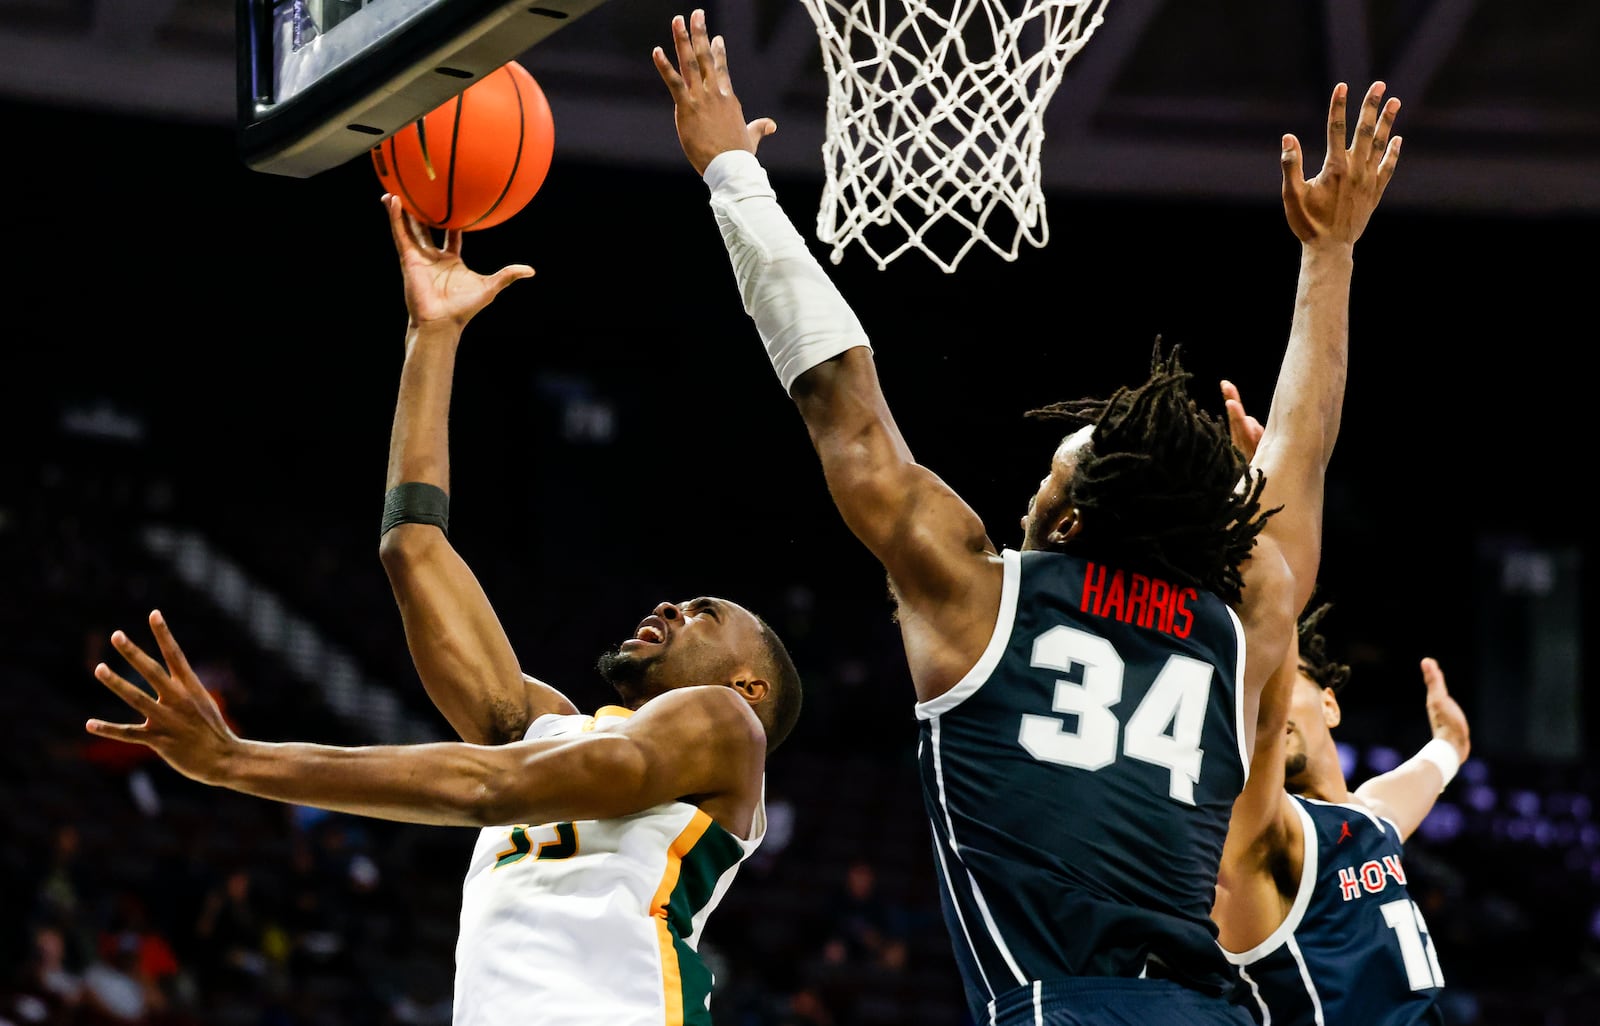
{"left": 236, "top": 0, "right": 608, "bottom": 178}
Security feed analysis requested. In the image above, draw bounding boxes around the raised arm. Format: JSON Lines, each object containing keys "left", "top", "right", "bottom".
{"left": 374, "top": 195, "right": 576, "bottom": 745}
{"left": 1213, "top": 385, "right": 1304, "bottom": 947}
{"left": 1214, "top": 646, "right": 1306, "bottom": 952}
{"left": 86, "top": 612, "right": 763, "bottom": 830}
{"left": 1354, "top": 657, "right": 1469, "bottom": 840}
{"left": 1248, "top": 82, "right": 1402, "bottom": 617}
{"left": 652, "top": 12, "right": 996, "bottom": 698}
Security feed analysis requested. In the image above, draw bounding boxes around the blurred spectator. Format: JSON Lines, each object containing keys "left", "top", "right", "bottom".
{"left": 94, "top": 893, "right": 181, "bottom": 1015}
{"left": 192, "top": 868, "right": 269, "bottom": 999}
{"left": 34, "top": 826, "right": 90, "bottom": 932}
{"left": 79, "top": 931, "right": 165, "bottom": 1026}
{"left": 5, "top": 923, "right": 83, "bottom": 1026}
{"left": 826, "top": 859, "right": 908, "bottom": 967}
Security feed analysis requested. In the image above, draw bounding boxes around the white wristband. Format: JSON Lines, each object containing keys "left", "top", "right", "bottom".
{"left": 1415, "top": 738, "right": 1461, "bottom": 790}
{"left": 703, "top": 149, "right": 872, "bottom": 394}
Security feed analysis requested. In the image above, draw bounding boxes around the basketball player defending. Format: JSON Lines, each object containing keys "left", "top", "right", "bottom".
{"left": 84, "top": 193, "right": 804, "bottom": 1026}
{"left": 654, "top": 10, "right": 1401, "bottom": 1024}
{"left": 1213, "top": 382, "right": 1469, "bottom": 1026}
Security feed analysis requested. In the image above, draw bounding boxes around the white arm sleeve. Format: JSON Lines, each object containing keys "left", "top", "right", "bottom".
{"left": 703, "top": 149, "right": 872, "bottom": 394}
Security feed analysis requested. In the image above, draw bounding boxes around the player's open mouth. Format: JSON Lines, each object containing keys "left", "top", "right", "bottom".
{"left": 630, "top": 616, "right": 668, "bottom": 645}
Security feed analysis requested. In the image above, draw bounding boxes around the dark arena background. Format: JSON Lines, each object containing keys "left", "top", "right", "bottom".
{"left": 3, "top": 2, "right": 1598, "bottom": 1023}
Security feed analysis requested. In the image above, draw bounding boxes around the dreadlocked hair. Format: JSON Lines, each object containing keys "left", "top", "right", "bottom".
{"left": 1297, "top": 601, "right": 1352, "bottom": 693}
{"left": 1024, "top": 337, "right": 1276, "bottom": 605}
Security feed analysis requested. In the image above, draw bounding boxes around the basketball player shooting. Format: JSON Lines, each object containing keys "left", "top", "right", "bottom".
{"left": 84, "top": 193, "right": 805, "bottom": 1026}
{"left": 654, "top": 9, "right": 1401, "bottom": 1023}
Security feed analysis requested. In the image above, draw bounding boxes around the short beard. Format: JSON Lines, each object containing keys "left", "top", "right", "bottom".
{"left": 595, "top": 646, "right": 652, "bottom": 706}
{"left": 1283, "top": 750, "right": 1309, "bottom": 789}
{"left": 1021, "top": 516, "right": 1065, "bottom": 553}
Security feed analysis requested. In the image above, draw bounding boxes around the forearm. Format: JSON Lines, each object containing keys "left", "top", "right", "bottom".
{"left": 218, "top": 737, "right": 502, "bottom": 826}
{"left": 1261, "top": 243, "right": 1353, "bottom": 470}
{"left": 380, "top": 532, "right": 534, "bottom": 745}
{"left": 380, "top": 320, "right": 538, "bottom": 743}
{"left": 1254, "top": 242, "right": 1353, "bottom": 605}
{"left": 705, "top": 150, "right": 871, "bottom": 395}
{"left": 216, "top": 734, "right": 640, "bottom": 827}
{"left": 1355, "top": 738, "right": 1462, "bottom": 841}
{"left": 385, "top": 322, "right": 462, "bottom": 490}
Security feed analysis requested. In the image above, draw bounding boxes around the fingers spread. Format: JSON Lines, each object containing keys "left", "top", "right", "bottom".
{"left": 86, "top": 719, "right": 148, "bottom": 744}
{"left": 95, "top": 663, "right": 159, "bottom": 719}
{"left": 1280, "top": 134, "right": 1304, "bottom": 191}
{"left": 110, "top": 629, "right": 173, "bottom": 694}
{"left": 404, "top": 209, "right": 436, "bottom": 255}
{"left": 652, "top": 46, "right": 682, "bottom": 90}
{"left": 1323, "top": 83, "right": 1349, "bottom": 172}
{"left": 1376, "top": 135, "right": 1402, "bottom": 194}
{"left": 712, "top": 34, "right": 730, "bottom": 89}
{"left": 490, "top": 266, "right": 536, "bottom": 294}
{"left": 1370, "top": 96, "right": 1401, "bottom": 161}
{"left": 690, "top": 10, "right": 716, "bottom": 87}
{"left": 672, "top": 15, "right": 699, "bottom": 90}
{"left": 1350, "top": 81, "right": 1387, "bottom": 162}
{"left": 149, "top": 610, "right": 200, "bottom": 691}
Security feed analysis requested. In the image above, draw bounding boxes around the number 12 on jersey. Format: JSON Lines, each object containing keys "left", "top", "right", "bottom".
{"left": 1018, "top": 625, "right": 1211, "bottom": 804}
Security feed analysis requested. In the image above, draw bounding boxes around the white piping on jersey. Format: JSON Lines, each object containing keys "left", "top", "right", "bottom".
{"left": 927, "top": 719, "right": 997, "bottom": 1002}
{"left": 1286, "top": 936, "right": 1327, "bottom": 1025}
{"left": 915, "top": 549, "right": 1022, "bottom": 720}
{"left": 1032, "top": 980, "right": 1044, "bottom": 1026}
{"left": 927, "top": 718, "right": 1030, "bottom": 1000}
{"left": 1298, "top": 795, "right": 1402, "bottom": 840}
{"left": 1222, "top": 798, "right": 1319, "bottom": 964}
{"left": 1236, "top": 965, "right": 1272, "bottom": 1026}
{"left": 686, "top": 785, "right": 767, "bottom": 948}
{"left": 1225, "top": 603, "right": 1250, "bottom": 785}
{"left": 929, "top": 800, "right": 997, "bottom": 1004}
{"left": 965, "top": 863, "right": 1028, "bottom": 986}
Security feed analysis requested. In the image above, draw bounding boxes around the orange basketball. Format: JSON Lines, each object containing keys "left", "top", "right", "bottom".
{"left": 371, "top": 61, "right": 554, "bottom": 231}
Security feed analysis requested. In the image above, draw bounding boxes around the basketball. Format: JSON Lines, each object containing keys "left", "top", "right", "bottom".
{"left": 371, "top": 61, "right": 554, "bottom": 232}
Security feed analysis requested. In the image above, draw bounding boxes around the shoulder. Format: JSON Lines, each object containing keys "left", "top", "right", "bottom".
{"left": 1345, "top": 791, "right": 1403, "bottom": 836}
{"left": 635, "top": 686, "right": 767, "bottom": 752}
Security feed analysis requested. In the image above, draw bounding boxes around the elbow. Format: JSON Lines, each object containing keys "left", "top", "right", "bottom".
{"left": 379, "top": 522, "right": 446, "bottom": 574}
{"left": 466, "top": 754, "right": 538, "bottom": 828}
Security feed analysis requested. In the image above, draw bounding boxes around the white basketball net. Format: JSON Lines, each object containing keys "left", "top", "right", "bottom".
{"left": 796, "top": 0, "right": 1112, "bottom": 272}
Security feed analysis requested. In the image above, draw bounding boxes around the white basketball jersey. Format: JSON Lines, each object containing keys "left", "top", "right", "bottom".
{"left": 453, "top": 705, "right": 765, "bottom": 1026}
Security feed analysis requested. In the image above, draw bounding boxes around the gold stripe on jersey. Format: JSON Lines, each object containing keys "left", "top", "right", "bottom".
{"left": 585, "top": 704, "right": 635, "bottom": 731}
{"left": 651, "top": 809, "right": 714, "bottom": 1026}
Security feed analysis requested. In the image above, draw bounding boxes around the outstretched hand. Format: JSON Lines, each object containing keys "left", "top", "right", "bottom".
{"left": 1220, "top": 379, "right": 1264, "bottom": 461}
{"left": 1419, "top": 657, "right": 1471, "bottom": 763}
{"left": 1281, "top": 81, "right": 1402, "bottom": 247}
{"left": 384, "top": 193, "right": 535, "bottom": 334}
{"left": 86, "top": 610, "right": 240, "bottom": 786}
{"left": 652, "top": 9, "right": 776, "bottom": 176}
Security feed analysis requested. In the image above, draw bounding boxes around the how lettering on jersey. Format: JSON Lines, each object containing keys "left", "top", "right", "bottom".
{"left": 1079, "top": 562, "right": 1196, "bottom": 638}
{"left": 1337, "top": 855, "right": 1408, "bottom": 901}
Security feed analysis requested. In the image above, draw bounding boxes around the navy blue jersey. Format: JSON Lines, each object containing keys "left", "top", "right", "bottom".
{"left": 916, "top": 548, "right": 1251, "bottom": 1023}
{"left": 1228, "top": 796, "right": 1446, "bottom": 1026}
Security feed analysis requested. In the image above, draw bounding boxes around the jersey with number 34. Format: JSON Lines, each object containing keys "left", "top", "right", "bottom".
{"left": 915, "top": 547, "right": 1251, "bottom": 1021}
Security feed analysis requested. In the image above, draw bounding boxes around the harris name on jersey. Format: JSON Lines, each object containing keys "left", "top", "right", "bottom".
{"left": 1079, "top": 561, "right": 1198, "bottom": 638}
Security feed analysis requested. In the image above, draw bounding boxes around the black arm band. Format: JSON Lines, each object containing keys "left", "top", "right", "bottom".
{"left": 381, "top": 482, "right": 450, "bottom": 538}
